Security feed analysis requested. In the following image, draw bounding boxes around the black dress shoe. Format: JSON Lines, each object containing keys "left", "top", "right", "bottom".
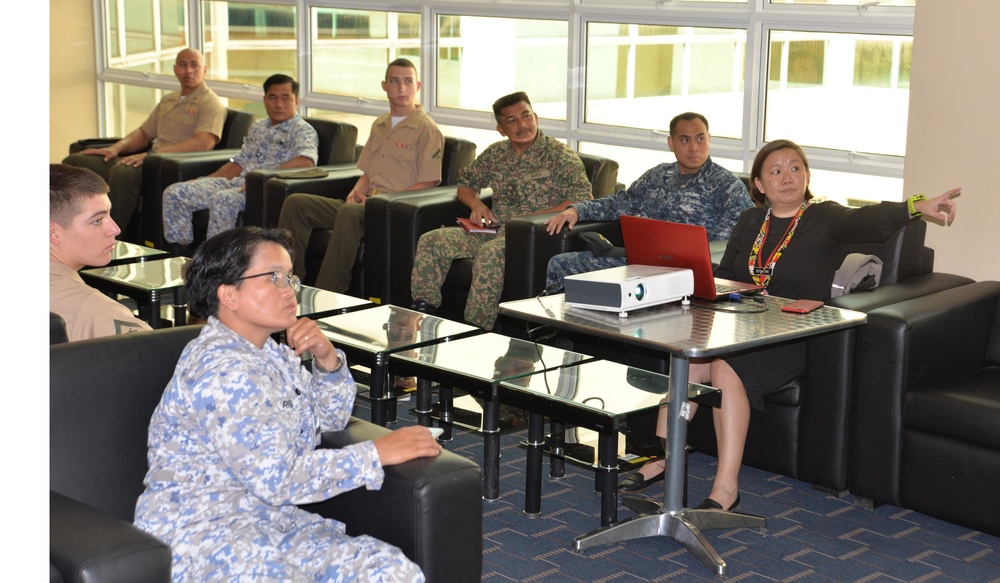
{"left": 618, "top": 470, "right": 665, "bottom": 492}
{"left": 695, "top": 493, "right": 741, "bottom": 511}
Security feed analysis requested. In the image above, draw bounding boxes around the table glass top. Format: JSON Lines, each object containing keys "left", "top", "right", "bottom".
{"left": 389, "top": 332, "right": 597, "bottom": 384}
{"left": 499, "top": 294, "right": 866, "bottom": 358}
{"left": 317, "top": 304, "right": 479, "bottom": 355}
{"left": 106, "top": 241, "right": 169, "bottom": 266}
{"left": 500, "top": 359, "right": 718, "bottom": 418}
{"left": 296, "top": 286, "right": 373, "bottom": 318}
{"left": 80, "top": 256, "right": 190, "bottom": 292}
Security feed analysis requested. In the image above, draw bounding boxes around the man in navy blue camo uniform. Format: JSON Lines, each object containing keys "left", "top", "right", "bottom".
{"left": 543, "top": 112, "right": 752, "bottom": 292}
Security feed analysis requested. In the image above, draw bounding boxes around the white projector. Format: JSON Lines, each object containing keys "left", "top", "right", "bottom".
{"left": 563, "top": 264, "right": 694, "bottom": 316}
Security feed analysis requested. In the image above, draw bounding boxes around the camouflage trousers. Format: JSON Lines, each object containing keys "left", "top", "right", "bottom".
{"left": 162, "top": 175, "right": 245, "bottom": 244}
{"left": 410, "top": 227, "right": 505, "bottom": 330}
{"left": 545, "top": 251, "right": 626, "bottom": 292}
{"left": 162, "top": 510, "right": 424, "bottom": 582}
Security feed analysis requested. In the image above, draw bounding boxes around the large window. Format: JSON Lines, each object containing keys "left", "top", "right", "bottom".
{"left": 94, "top": 0, "right": 917, "bottom": 202}
{"left": 311, "top": 8, "right": 421, "bottom": 100}
{"left": 585, "top": 23, "right": 745, "bottom": 140}
{"left": 436, "top": 15, "right": 568, "bottom": 120}
{"left": 764, "top": 31, "right": 912, "bottom": 157}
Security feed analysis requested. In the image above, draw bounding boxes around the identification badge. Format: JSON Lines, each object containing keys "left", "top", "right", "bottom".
{"left": 523, "top": 169, "right": 551, "bottom": 181}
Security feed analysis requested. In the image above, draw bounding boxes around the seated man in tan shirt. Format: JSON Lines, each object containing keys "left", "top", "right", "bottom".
{"left": 61, "top": 47, "right": 226, "bottom": 235}
{"left": 277, "top": 57, "right": 444, "bottom": 293}
{"left": 50, "top": 164, "right": 151, "bottom": 341}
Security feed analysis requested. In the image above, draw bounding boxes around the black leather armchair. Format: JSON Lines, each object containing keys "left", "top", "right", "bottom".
{"left": 67, "top": 107, "right": 255, "bottom": 245}
{"left": 50, "top": 326, "right": 483, "bottom": 583}
{"left": 685, "top": 220, "right": 975, "bottom": 494}
{"left": 141, "top": 118, "right": 358, "bottom": 249}
{"left": 257, "top": 136, "right": 478, "bottom": 299}
{"left": 389, "top": 153, "right": 619, "bottom": 321}
{"left": 849, "top": 280, "right": 1000, "bottom": 536}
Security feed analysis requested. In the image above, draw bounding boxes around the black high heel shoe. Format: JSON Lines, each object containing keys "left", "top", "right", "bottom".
{"left": 695, "top": 493, "right": 741, "bottom": 511}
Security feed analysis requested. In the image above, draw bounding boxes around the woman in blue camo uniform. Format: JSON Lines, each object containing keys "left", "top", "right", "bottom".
{"left": 135, "top": 226, "right": 440, "bottom": 582}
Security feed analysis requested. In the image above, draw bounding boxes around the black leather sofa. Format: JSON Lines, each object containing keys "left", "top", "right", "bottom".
{"left": 684, "top": 220, "right": 974, "bottom": 494}
{"left": 50, "top": 326, "right": 483, "bottom": 583}
{"left": 849, "top": 280, "right": 1000, "bottom": 536}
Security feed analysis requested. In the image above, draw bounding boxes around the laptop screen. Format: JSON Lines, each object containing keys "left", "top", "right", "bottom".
{"left": 619, "top": 215, "right": 762, "bottom": 301}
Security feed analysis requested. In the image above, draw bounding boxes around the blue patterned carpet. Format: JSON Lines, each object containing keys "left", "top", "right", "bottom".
{"left": 353, "top": 391, "right": 1000, "bottom": 582}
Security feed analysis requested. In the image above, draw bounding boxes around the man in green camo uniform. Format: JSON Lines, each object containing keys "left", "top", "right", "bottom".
{"left": 410, "top": 91, "right": 591, "bottom": 330}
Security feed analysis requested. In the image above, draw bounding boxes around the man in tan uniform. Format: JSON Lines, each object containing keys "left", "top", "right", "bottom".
{"left": 277, "top": 57, "right": 444, "bottom": 293}
{"left": 62, "top": 47, "right": 227, "bottom": 235}
{"left": 50, "top": 164, "right": 151, "bottom": 341}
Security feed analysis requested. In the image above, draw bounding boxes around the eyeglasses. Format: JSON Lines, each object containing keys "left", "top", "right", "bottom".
{"left": 235, "top": 271, "right": 301, "bottom": 292}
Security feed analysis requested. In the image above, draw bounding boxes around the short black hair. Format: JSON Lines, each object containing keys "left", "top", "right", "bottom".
{"left": 50, "top": 164, "right": 109, "bottom": 227}
{"left": 669, "top": 112, "right": 709, "bottom": 136}
{"left": 185, "top": 227, "right": 295, "bottom": 319}
{"left": 263, "top": 73, "right": 299, "bottom": 97}
{"left": 386, "top": 58, "right": 417, "bottom": 80}
{"left": 492, "top": 91, "right": 532, "bottom": 124}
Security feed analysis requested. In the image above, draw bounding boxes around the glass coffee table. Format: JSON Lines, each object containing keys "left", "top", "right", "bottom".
{"left": 104, "top": 241, "right": 169, "bottom": 267}
{"left": 389, "top": 332, "right": 598, "bottom": 501}
{"left": 80, "top": 256, "right": 190, "bottom": 328}
{"left": 316, "top": 305, "right": 481, "bottom": 426}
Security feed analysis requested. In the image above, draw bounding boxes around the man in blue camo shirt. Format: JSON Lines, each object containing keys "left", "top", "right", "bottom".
{"left": 543, "top": 112, "right": 752, "bottom": 292}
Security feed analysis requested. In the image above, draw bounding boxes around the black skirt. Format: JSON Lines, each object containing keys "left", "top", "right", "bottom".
{"left": 723, "top": 340, "right": 806, "bottom": 410}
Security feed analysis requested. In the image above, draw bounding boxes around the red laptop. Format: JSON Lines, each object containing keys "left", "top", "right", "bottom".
{"left": 619, "top": 215, "right": 763, "bottom": 301}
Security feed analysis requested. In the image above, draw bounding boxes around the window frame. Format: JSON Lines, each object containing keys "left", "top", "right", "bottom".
{"left": 92, "top": 0, "right": 916, "bottom": 200}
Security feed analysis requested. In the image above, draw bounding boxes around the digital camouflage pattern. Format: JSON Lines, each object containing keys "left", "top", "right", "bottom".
{"left": 135, "top": 317, "right": 423, "bottom": 582}
{"left": 163, "top": 115, "right": 318, "bottom": 244}
{"left": 411, "top": 131, "right": 591, "bottom": 329}
{"left": 546, "top": 157, "right": 751, "bottom": 290}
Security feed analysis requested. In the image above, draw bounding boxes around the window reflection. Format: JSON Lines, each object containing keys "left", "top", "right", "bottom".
{"left": 764, "top": 31, "right": 912, "bottom": 156}
{"left": 585, "top": 23, "right": 745, "bottom": 139}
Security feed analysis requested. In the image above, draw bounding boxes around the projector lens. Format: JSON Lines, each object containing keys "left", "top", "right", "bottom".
{"left": 634, "top": 283, "right": 645, "bottom": 300}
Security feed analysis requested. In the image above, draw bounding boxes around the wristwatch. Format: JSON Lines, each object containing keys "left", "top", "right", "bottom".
{"left": 907, "top": 193, "right": 927, "bottom": 217}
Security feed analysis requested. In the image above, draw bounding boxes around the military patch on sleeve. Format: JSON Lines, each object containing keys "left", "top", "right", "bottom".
{"left": 115, "top": 319, "right": 148, "bottom": 335}
{"left": 432, "top": 147, "right": 442, "bottom": 159}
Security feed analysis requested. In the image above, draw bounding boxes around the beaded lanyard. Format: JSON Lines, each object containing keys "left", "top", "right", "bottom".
{"left": 747, "top": 202, "right": 808, "bottom": 287}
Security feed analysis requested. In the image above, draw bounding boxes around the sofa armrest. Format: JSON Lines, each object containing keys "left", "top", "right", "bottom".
{"left": 50, "top": 491, "right": 172, "bottom": 583}
{"left": 850, "top": 281, "right": 1000, "bottom": 504}
{"left": 140, "top": 150, "right": 239, "bottom": 248}
{"left": 300, "top": 417, "right": 482, "bottom": 583}
{"left": 502, "top": 216, "right": 622, "bottom": 300}
{"left": 828, "top": 272, "right": 974, "bottom": 313}
{"left": 385, "top": 188, "right": 493, "bottom": 307}
{"left": 259, "top": 166, "right": 363, "bottom": 228}
{"left": 361, "top": 187, "right": 471, "bottom": 305}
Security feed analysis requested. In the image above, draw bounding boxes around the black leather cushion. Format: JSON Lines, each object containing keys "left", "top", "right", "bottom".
{"left": 50, "top": 312, "right": 69, "bottom": 345}
{"left": 217, "top": 108, "right": 255, "bottom": 150}
{"left": 577, "top": 153, "right": 619, "bottom": 198}
{"left": 50, "top": 492, "right": 171, "bottom": 583}
{"left": 50, "top": 326, "right": 202, "bottom": 521}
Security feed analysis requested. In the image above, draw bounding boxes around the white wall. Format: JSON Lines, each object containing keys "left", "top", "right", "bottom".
{"left": 904, "top": 1, "right": 999, "bottom": 282}
{"left": 50, "top": 0, "right": 98, "bottom": 164}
